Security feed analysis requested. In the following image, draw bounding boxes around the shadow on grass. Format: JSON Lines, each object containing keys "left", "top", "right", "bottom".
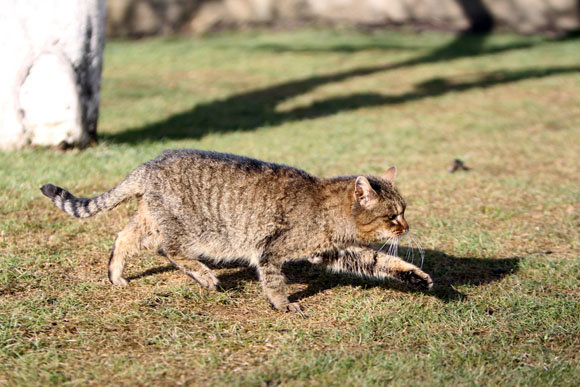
{"left": 127, "top": 265, "right": 176, "bottom": 281}
{"left": 251, "top": 41, "right": 425, "bottom": 53}
{"left": 287, "top": 249, "right": 521, "bottom": 303}
{"left": 128, "top": 247, "right": 520, "bottom": 303}
{"left": 104, "top": 33, "right": 579, "bottom": 144}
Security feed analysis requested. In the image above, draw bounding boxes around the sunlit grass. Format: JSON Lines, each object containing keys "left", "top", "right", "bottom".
{"left": 0, "top": 28, "right": 578, "bottom": 384}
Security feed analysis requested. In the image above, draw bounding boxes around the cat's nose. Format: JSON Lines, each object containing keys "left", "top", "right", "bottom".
{"left": 400, "top": 218, "right": 409, "bottom": 232}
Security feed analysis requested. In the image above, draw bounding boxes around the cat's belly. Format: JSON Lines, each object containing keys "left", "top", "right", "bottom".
{"left": 182, "top": 232, "right": 260, "bottom": 265}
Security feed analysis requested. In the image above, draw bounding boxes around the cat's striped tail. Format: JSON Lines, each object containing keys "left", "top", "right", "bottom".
{"left": 40, "top": 169, "right": 144, "bottom": 218}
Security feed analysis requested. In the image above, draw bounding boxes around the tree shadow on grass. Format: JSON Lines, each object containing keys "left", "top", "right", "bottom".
{"left": 253, "top": 42, "right": 422, "bottom": 53}
{"left": 104, "top": 32, "right": 579, "bottom": 144}
{"left": 128, "top": 247, "right": 520, "bottom": 303}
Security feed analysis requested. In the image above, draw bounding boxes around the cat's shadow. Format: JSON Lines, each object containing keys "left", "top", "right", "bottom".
{"left": 129, "top": 247, "right": 520, "bottom": 303}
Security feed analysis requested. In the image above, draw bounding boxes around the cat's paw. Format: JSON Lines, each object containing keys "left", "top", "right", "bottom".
{"left": 271, "top": 300, "right": 303, "bottom": 313}
{"left": 110, "top": 277, "right": 129, "bottom": 286}
{"left": 286, "top": 302, "right": 302, "bottom": 313}
{"left": 189, "top": 271, "right": 220, "bottom": 290}
{"left": 398, "top": 269, "right": 433, "bottom": 290}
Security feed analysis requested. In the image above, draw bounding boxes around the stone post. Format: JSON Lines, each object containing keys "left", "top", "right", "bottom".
{"left": 0, "top": 0, "right": 106, "bottom": 149}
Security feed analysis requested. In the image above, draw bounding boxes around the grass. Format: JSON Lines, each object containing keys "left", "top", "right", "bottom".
{"left": 1, "top": 28, "right": 579, "bottom": 385}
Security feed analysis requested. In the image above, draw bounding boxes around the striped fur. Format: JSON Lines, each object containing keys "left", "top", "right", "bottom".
{"left": 41, "top": 149, "right": 433, "bottom": 313}
{"left": 40, "top": 168, "right": 144, "bottom": 218}
{"left": 319, "top": 248, "right": 433, "bottom": 289}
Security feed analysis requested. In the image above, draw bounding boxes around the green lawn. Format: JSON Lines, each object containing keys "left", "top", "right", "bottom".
{"left": 0, "top": 28, "right": 579, "bottom": 385}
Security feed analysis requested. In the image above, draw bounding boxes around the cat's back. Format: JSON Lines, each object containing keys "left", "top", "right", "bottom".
{"left": 148, "top": 149, "right": 314, "bottom": 184}
{"left": 142, "top": 149, "right": 319, "bottom": 212}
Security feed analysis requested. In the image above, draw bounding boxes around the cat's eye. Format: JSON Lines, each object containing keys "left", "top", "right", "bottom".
{"left": 387, "top": 215, "right": 397, "bottom": 221}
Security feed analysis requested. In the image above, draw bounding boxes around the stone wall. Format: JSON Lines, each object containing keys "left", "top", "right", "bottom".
{"left": 106, "top": 0, "right": 580, "bottom": 37}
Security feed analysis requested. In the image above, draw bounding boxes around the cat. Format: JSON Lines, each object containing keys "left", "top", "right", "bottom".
{"left": 41, "top": 149, "right": 433, "bottom": 312}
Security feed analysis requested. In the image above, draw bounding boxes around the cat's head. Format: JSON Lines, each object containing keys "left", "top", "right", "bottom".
{"left": 351, "top": 167, "right": 408, "bottom": 243}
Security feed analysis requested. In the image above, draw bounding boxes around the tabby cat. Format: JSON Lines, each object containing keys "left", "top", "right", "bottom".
{"left": 41, "top": 149, "right": 433, "bottom": 312}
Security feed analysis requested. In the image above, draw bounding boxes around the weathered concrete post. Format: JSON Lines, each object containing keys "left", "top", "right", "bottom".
{"left": 0, "top": 0, "right": 106, "bottom": 149}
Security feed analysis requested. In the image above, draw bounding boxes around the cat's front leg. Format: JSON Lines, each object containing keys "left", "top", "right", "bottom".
{"left": 257, "top": 259, "right": 301, "bottom": 313}
{"left": 374, "top": 252, "right": 433, "bottom": 290}
{"left": 322, "top": 248, "right": 433, "bottom": 290}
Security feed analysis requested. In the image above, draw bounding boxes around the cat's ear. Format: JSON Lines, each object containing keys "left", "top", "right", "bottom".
{"left": 382, "top": 166, "right": 397, "bottom": 184}
{"left": 354, "top": 176, "right": 378, "bottom": 209}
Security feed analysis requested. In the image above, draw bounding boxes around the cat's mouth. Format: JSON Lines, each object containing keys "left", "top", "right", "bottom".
{"left": 385, "top": 229, "right": 408, "bottom": 239}
{"left": 378, "top": 229, "right": 407, "bottom": 241}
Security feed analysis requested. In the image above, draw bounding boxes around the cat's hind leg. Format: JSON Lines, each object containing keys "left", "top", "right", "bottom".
{"left": 108, "top": 217, "right": 142, "bottom": 286}
{"left": 108, "top": 200, "right": 161, "bottom": 286}
{"left": 165, "top": 254, "right": 220, "bottom": 290}
{"left": 148, "top": 208, "right": 219, "bottom": 289}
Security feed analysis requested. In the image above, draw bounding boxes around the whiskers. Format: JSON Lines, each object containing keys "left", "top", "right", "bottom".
{"left": 388, "top": 237, "right": 399, "bottom": 257}
{"left": 408, "top": 233, "right": 425, "bottom": 269}
{"left": 378, "top": 233, "right": 425, "bottom": 269}
{"left": 377, "top": 239, "right": 391, "bottom": 254}
{"left": 377, "top": 236, "right": 399, "bottom": 257}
